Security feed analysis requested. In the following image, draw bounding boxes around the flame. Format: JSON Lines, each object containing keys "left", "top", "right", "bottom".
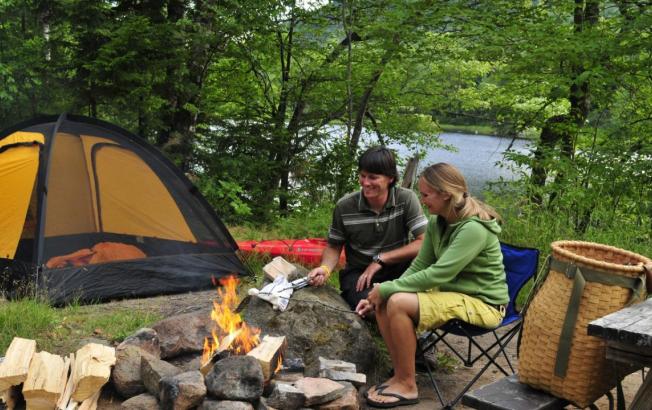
{"left": 201, "top": 275, "right": 261, "bottom": 365}
{"left": 274, "top": 355, "right": 283, "bottom": 375}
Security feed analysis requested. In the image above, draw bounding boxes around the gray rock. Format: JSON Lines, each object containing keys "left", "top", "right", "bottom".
{"left": 200, "top": 399, "right": 255, "bottom": 410}
{"left": 318, "top": 357, "right": 356, "bottom": 373}
{"left": 255, "top": 397, "right": 277, "bottom": 410}
{"left": 141, "top": 355, "right": 182, "bottom": 397}
{"left": 112, "top": 345, "right": 157, "bottom": 398}
{"left": 313, "top": 382, "right": 359, "bottom": 410}
{"left": 319, "top": 368, "right": 366, "bottom": 387}
{"left": 121, "top": 393, "right": 159, "bottom": 409}
{"left": 152, "top": 309, "right": 213, "bottom": 359}
{"left": 167, "top": 353, "right": 202, "bottom": 372}
{"left": 205, "top": 356, "right": 264, "bottom": 402}
{"left": 266, "top": 382, "right": 305, "bottom": 410}
{"left": 159, "top": 371, "right": 206, "bottom": 410}
{"left": 294, "top": 377, "right": 347, "bottom": 406}
{"left": 118, "top": 328, "right": 161, "bottom": 357}
{"left": 243, "top": 285, "right": 380, "bottom": 378}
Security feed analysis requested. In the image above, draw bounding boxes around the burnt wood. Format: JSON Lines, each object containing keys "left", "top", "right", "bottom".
{"left": 461, "top": 375, "right": 568, "bottom": 410}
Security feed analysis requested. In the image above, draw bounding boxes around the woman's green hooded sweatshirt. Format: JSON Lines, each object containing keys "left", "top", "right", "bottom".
{"left": 378, "top": 215, "right": 509, "bottom": 306}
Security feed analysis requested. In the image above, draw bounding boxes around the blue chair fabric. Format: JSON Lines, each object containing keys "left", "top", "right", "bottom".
{"left": 417, "top": 242, "right": 540, "bottom": 408}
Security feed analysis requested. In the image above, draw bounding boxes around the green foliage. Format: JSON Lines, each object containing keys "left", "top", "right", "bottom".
{"left": 197, "top": 178, "right": 252, "bottom": 220}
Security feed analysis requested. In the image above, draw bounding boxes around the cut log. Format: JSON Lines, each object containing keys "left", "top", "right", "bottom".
{"left": 71, "top": 344, "right": 115, "bottom": 402}
{"left": 246, "top": 335, "right": 287, "bottom": 381}
{"left": 200, "top": 329, "right": 242, "bottom": 376}
{"left": 77, "top": 389, "right": 101, "bottom": 410}
{"left": 263, "top": 257, "right": 297, "bottom": 280}
{"left": 0, "top": 337, "right": 37, "bottom": 387}
{"left": 56, "top": 354, "right": 75, "bottom": 410}
{"left": 22, "top": 351, "right": 66, "bottom": 410}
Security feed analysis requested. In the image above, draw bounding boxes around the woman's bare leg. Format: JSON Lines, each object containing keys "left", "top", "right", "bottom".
{"left": 368, "top": 292, "right": 420, "bottom": 404}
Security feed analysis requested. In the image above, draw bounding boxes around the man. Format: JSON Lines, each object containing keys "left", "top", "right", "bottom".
{"left": 308, "top": 146, "right": 427, "bottom": 310}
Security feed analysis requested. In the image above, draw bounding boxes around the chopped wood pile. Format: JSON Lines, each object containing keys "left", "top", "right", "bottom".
{"left": 0, "top": 337, "right": 115, "bottom": 410}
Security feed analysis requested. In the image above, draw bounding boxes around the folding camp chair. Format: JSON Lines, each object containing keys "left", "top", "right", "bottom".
{"left": 417, "top": 242, "right": 540, "bottom": 408}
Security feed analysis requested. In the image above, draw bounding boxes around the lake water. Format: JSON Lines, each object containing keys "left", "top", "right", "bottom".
{"left": 391, "top": 133, "right": 531, "bottom": 197}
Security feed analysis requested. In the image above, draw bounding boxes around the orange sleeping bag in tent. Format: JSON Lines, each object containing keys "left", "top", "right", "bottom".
{"left": 46, "top": 242, "right": 146, "bottom": 268}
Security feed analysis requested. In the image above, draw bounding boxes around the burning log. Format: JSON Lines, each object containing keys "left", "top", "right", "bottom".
{"left": 246, "top": 335, "right": 287, "bottom": 381}
{"left": 200, "top": 328, "right": 243, "bottom": 376}
{"left": 70, "top": 344, "right": 115, "bottom": 402}
{"left": 22, "top": 351, "right": 67, "bottom": 410}
{"left": 0, "top": 337, "right": 37, "bottom": 389}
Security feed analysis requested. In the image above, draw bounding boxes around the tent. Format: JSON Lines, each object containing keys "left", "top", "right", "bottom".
{"left": 0, "top": 113, "right": 249, "bottom": 304}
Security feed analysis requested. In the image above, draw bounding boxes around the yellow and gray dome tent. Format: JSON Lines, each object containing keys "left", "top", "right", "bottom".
{"left": 0, "top": 113, "right": 248, "bottom": 304}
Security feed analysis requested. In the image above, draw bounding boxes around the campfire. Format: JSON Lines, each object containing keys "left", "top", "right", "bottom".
{"left": 201, "top": 275, "right": 261, "bottom": 365}
{"left": 199, "top": 275, "right": 289, "bottom": 384}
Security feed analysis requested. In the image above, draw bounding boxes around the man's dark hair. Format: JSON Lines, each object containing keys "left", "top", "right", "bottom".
{"left": 358, "top": 146, "right": 398, "bottom": 187}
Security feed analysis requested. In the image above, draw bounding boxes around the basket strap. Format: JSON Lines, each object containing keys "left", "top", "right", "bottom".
{"left": 551, "top": 257, "right": 646, "bottom": 378}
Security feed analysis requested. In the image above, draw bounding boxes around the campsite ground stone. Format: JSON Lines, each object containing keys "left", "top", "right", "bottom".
{"left": 319, "top": 357, "right": 356, "bottom": 373}
{"left": 168, "top": 353, "right": 202, "bottom": 372}
{"left": 120, "top": 393, "right": 159, "bottom": 409}
{"left": 112, "top": 345, "right": 157, "bottom": 398}
{"left": 200, "top": 399, "right": 255, "bottom": 410}
{"left": 265, "top": 382, "right": 305, "bottom": 409}
{"left": 205, "top": 355, "right": 264, "bottom": 402}
{"left": 141, "top": 355, "right": 182, "bottom": 397}
{"left": 117, "top": 328, "right": 160, "bottom": 357}
{"left": 319, "top": 368, "right": 366, "bottom": 387}
{"left": 294, "top": 377, "right": 347, "bottom": 406}
{"left": 152, "top": 309, "right": 213, "bottom": 359}
{"left": 314, "top": 382, "right": 358, "bottom": 410}
{"left": 159, "top": 371, "right": 206, "bottom": 410}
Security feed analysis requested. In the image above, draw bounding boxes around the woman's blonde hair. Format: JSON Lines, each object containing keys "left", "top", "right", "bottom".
{"left": 420, "top": 163, "right": 501, "bottom": 222}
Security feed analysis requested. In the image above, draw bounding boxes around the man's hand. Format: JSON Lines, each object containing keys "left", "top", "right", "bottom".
{"left": 356, "top": 262, "right": 382, "bottom": 292}
{"left": 308, "top": 265, "right": 329, "bottom": 287}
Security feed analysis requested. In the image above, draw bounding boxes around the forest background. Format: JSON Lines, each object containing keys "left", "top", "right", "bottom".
{"left": 1, "top": 0, "right": 651, "bottom": 258}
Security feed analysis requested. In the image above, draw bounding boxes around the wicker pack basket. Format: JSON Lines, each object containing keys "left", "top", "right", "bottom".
{"left": 518, "top": 240, "right": 649, "bottom": 407}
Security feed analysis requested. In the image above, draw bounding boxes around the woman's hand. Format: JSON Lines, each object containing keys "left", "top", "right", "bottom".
{"left": 356, "top": 263, "right": 382, "bottom": 292}
{"left": 355, "top": 299, "right": 374, "bottom": 317}
{"left": 367, "top": 283, "right": 383, "bottom": 307}
{"left": 307, "top": 265, "right": 329, "bottom": 287}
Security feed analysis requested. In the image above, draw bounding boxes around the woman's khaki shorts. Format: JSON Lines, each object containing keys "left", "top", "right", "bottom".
{"left": 416, "top": 290, "right": 505, "bottom": 334}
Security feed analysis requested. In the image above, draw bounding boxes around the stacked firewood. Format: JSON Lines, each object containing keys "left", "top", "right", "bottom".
{"left": 0, "top": 337, "right": 115, "bottom": 410}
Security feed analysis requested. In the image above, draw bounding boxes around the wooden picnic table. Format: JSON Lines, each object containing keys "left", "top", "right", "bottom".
{"left": 588, "top": 298, "right": 652, "bottom": 410}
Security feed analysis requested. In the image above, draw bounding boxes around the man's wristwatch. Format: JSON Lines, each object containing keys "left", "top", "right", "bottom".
{"left": 373, "top": 253, "right": 386, "bottom": 267}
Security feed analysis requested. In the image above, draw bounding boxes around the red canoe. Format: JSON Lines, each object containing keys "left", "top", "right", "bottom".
{"left": 236, "top": 238, "right": 346, "bottom": 268}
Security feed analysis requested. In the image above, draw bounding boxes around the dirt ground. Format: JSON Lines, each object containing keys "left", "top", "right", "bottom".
{"left": 86, "top": 288, "right": 644, "bottom": 409}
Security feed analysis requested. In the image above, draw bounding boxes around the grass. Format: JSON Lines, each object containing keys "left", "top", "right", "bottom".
{"left": 0, "top": 297, "right": 161, "bottom": 354}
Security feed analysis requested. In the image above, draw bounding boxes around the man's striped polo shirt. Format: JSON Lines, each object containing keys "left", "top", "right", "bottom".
{"left": 328, "top": 186, "right": 428, "bottom": 273}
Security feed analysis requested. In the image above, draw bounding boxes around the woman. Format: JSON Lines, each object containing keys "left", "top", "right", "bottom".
{"left": 357, "top": 163, "right": 509, "bottom": 408}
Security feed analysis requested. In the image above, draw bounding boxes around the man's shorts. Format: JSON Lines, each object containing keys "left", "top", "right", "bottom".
{"left": 416, "top": 290, "right": 505, "bottom": 334}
